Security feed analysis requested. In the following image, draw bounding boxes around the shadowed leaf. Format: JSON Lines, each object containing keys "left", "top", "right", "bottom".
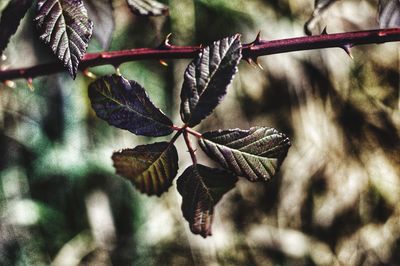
{"left": 84, "top": 0, "right": 114, "bottom": 49}
{"left": 379, "top": 0, "right": 400, "bottom": 28}
{"left": 0, "top": 0, "right": 33, "bottom": 54}
{"left": 112, "top": 142, "right": 178, "bottom": 196}
{"left": 199, "top": 127, "right": 291, "bottom": 182}
{"left": 304, "top": 0, "right": 338, "bottom": 35}
{"left": 177, "top": 164, "right": 237, "bottom": 238}
{"left": 180, "top": 34, "right": 242, "bottom": 127}
{"left": 34, "top": 0, "right": 93, "bottom": 78}
{"left": 126, "top": 0, "right": 169, "bottom": 16}
{"left": 88, "top": 74, "right": 173, "bottom": 137}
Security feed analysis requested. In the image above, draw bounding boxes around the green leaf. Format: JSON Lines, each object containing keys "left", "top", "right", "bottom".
{"left": 379, "top": 0, "right": 400, "bottom": 28}
{"left": 34, "top": 0, "right": 93, "bottom": 78}
{"left": 126, "top": 0, "right": 169, "bottom": 16}
{"left": 112, "top": 142, "right": 179, "bottom": 196}
{"left": 0, "top": 0, "right": 33, "bottom": 54}
{"left": 180, "top": 34, "right": 242, "bottom": 127}
{"left": 88, "top": 74, "right": 173, "bottom": 137}
{"left": 199, "top": 127, "right": 291, "bottom": 182}
{"left": 177, "top": 164, "right": 237, "bottom": 238}
{"left": 84, "top": 0, "right": 114, "bottom": 49}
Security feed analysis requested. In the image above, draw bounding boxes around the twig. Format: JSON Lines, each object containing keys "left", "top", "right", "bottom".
{"left": 183, "top": 130, "right": 197, "bottom": 165}
{"left": 1, "top": 28, "right": 400, "bottom": 81}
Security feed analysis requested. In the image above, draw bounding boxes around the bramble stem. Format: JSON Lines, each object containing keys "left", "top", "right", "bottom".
{"left": 171, "top": 125, "right": 183, "bottom": 131}
{"left": 172, "top": 124, "right": 202, "bottom": 138}
{"left": 185, "top": 127, "right": 202, "bottom": 138}
{"left": 1, "top": 28, "right": 400, "bottom": 82}
{"left": 169, "top": 130, "right": 182, "bottom": 145}
{"left": 183, "top": 130, "right": 197, "bottom": 165}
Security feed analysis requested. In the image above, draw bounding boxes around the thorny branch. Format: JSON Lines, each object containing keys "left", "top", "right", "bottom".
{"left": 1, "top": 28, "right": 400, "bottom": 82}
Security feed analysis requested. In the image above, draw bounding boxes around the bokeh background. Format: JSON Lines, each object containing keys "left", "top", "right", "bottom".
{"left": 1, "top": 0, "right": 399, "bottom": 265}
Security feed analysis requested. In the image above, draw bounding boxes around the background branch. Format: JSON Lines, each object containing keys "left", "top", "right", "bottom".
{"left": 1, "top": 28, "right": 400, "bottom": 82}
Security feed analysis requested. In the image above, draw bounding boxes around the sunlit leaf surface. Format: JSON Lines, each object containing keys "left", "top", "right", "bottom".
{"left": 34, "top": 0, "right": 93, "bottom": 78}
{"left": 180, "top": 34, "right": 242, "bottom": 127}
{"left": 126, "top": 0, "right": 169, "bottom": 16}
{"left": 0, "top": 0, "right": 33, "bottom": 54}
{"left": 88, "top": 74, "right": 174, "bottom": 137}
{"left": 112, "top": 142, "right": 178, "bottom": 196}
{"left": 177, "top": 164, "right": 237, "bottom": 238}
{"left": 199, "top": 127, "right": 290, "bottom": 182}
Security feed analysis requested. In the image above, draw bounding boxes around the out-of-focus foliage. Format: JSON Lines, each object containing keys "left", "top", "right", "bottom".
{"left": 1, "top": 0, "right": 399, "bottom": 265}
{"left": 126, "top": 0, "right": 169, "bottom": 16}
{"left": 0, "top": 0, "right": 32, "bottom": 54}
{"left": 85, "top": 0, "right": 115, "bottom": 49}
{"left": 379, "top": 0, "right": 400, "bottom": 28}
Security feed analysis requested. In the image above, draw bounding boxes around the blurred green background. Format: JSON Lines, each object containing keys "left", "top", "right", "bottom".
{"left": 0, "top": 0, "right": 399, "bottom": 265}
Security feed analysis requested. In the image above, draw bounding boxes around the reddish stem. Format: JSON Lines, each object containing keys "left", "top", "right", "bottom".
{"left": 183, "top": 130, "right": 197, "bottom": 165}
{"left": 1, "top": 28, "right": 400, "bottom": 82}
{"left": 185, "top": 127, "right": 202, "bottom": 138}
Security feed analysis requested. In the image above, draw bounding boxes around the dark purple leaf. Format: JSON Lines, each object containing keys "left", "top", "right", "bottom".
{"left": 199, "top": 127, "right": 291, "bottom": 182}
{"left": 112, "top": 142, "right": 178, "bottom": 196}
{"left": 180, "top": 34, "right": 242, "bottom": 127}
{"left": 379, "top": 0, "right": 400, "bottom": 28}
{"left": 177, "top": 164, "right": 237, "bottom": 238}
{"left": 126, "top": 0, "right": 169, "bottom": 16}
{"left": 0, "top": 0, "right": 33, "bottom": 54}
{"left": 34, "top": 0, "right": 93, "bottom": 78}
{"left": 84, "top": 0, "right": 114, "bottom": 49}
{"left": 88, "top": 74, "right": 173, "bottom": 137}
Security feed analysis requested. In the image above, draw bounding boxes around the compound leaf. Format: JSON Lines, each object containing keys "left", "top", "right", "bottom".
{"left": 88, "top": 74, "right": 173, "bottom": 137}
{"left": 199, "top": 127, "right": 291, "bottom": 182}
{"left": 177, "top": 164, "right": 237, "bottom": 238}
{"left": 84, "top": 0, "right": 114, "bottom": 49}
{"left": 180, "top": 34, "right": 242, "bottom": 127}
{"left": 378, "top": 0, "right": 400, "bottom": 28}
{"left": 0, "top": 0, "right": 33, "bottom": 54}
{"left": 126, "top": 0, "right": 169, "bottom": 16}
{"left": 34, "top": 0, "right": 93, "bottom": 78}
{"left": 112, "top": 142, "right": 178, "bottom": 196}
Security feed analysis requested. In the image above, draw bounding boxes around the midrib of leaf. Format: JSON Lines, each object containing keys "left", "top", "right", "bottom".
{"left": 140, "top": 144, "right": 172, "bottom": 179}
{"left": 190, "top": 172, "right": 214, "bottom": 215}
{"left": 97, "top": 87, "right": 172, "bottom": 130}
{"left": 237, "top": 135, "right": 281, "bottom": 155}
{"left": 195, "top": 38, "right": 237, "bottom": 103}
{"left": 205, "top": 139, "right": 279, "bottom": 180}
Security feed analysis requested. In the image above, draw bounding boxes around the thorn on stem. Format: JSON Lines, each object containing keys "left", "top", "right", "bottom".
{"left": 83, "top": 69, "right": 97, "bottom": 79}
{"left": 245, "top": 57, "right": 263, "bottom": 69}
{"left": 114, "top": 66, "right": 122, "bottom": 76}
{"left": 341, "top": 44, "right": 353, "bottom": 59}
{"left": 159, "top": 33, "right": 173, "bottom": 49}
{"left": 321, "top": 26, "right": 328, "bottom": 35}
{"left": 252, "top": 31, "right": 262, "bottom": 45}
{"left": 27, "top": 77, "right": 34, "bottom": 91}
{"left": 159, "top": 60, "right": 168, "bottom": 67}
